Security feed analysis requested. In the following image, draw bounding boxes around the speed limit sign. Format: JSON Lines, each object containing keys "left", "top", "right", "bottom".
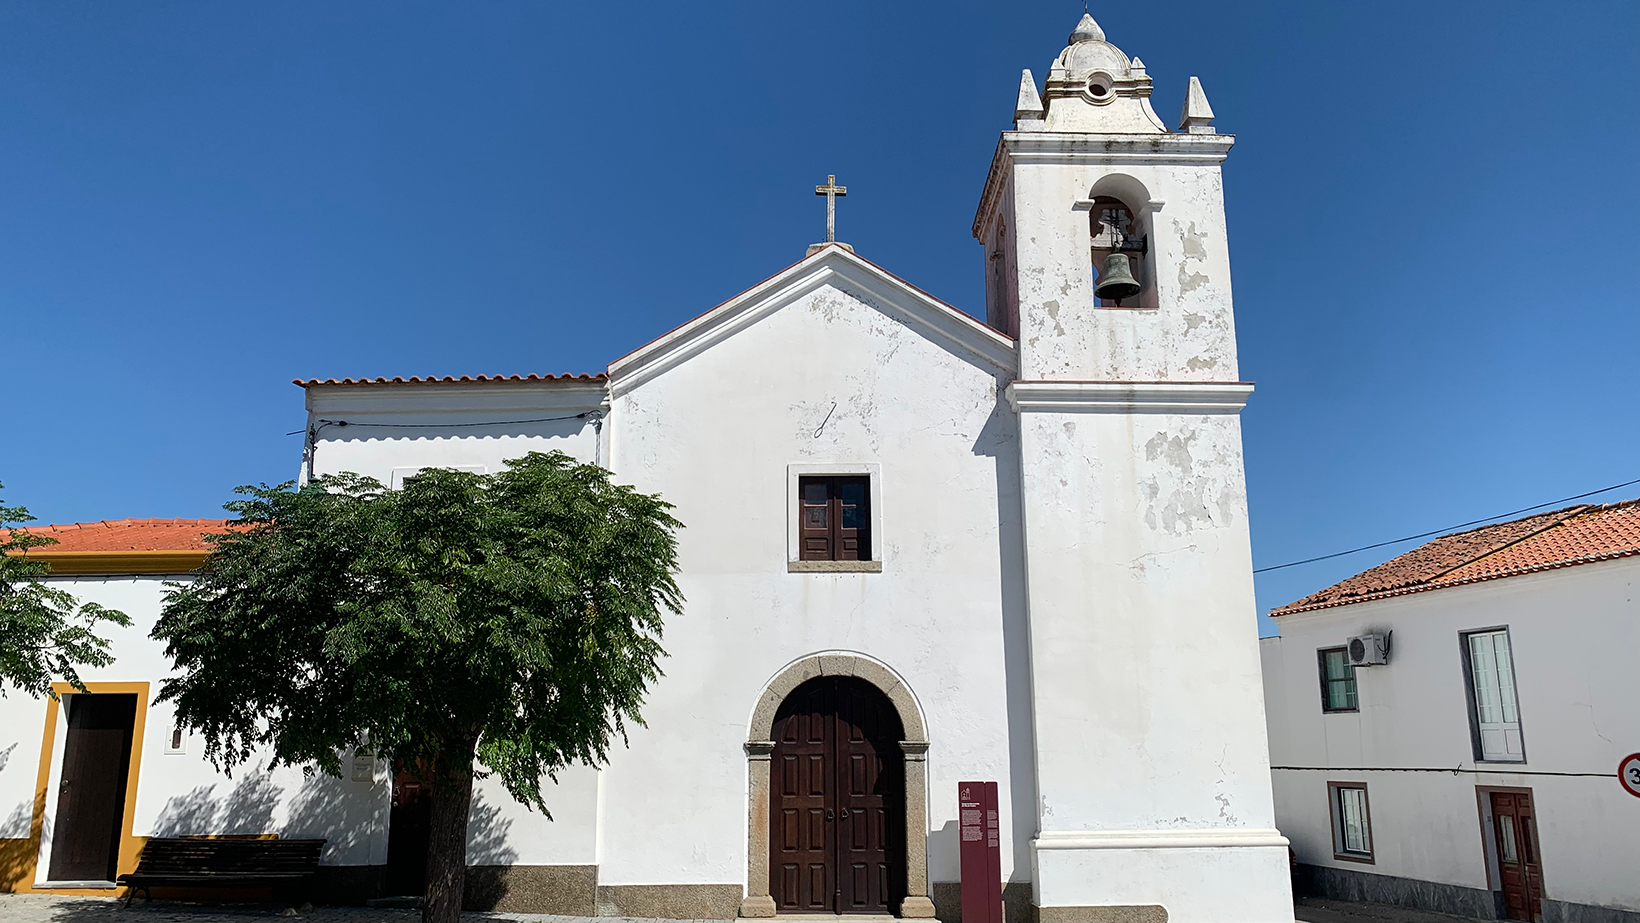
{"left": 1621, "top": 753, "right": 1640, "bottom": 799}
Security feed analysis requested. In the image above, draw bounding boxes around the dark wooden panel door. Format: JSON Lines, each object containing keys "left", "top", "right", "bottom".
{"left": 773, "top": 679, "right": 835, "bottom": 912}
{"left": 1491, "top": 790, "right": 1545, "bottom": 921}
{"left": 386, "top": 765, "right": 433, "bottom": 896}
{"left": 48, "top": 694, "right": 136, "bottom": 882}
{"left": 835, "top": 679, "right": 899, "bottom": 912}
{"left": 770, "top": 677, "right": 902, "bottom": 915}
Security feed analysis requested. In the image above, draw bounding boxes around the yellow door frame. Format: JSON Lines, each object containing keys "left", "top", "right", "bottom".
{"left": 14, "top": 681, "right": 150, "bottom": 895}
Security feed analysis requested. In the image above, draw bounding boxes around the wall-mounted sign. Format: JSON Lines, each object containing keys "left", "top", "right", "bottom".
{"left": 352, "top": 749, "right": 376, "bottom": 783}
{"left": 1620, "top": 752, "right": 1640, "bottom": 799}
{"left": 959, "top": 781, "right": 1002, "bottom": 923}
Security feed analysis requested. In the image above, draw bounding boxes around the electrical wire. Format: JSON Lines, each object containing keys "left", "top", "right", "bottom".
{"left": 1272, "top": 765, "right": 1612, "bottom": 778}
{"left": 1254, "top": 476, "right": 1640, "bottom": 574}
{"left": 316, "top": 412, "right": 599, "bottom": 430}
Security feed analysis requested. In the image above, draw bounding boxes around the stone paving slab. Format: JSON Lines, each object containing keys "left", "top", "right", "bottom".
{"left": 0, "top": 894, "right": 721, "bottom": 923}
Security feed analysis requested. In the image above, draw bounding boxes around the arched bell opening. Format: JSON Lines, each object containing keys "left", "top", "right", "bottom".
{"left": 1089, "top": 195, "right": 1149, "bottom": 307}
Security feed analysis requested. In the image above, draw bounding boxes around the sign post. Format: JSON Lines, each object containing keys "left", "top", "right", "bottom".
{"left": 959, "top": 781, "right": 1002, "bottom": 923}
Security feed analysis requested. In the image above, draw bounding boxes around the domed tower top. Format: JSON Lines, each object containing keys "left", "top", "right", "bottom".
{"left": 1017, "top": 12, "right": 1170, "bottom": 134}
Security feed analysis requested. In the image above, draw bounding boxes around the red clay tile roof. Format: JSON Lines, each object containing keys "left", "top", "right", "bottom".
{"left": 0, "top": 518, "right": 233, "bottom": 552}
{"left": 295, "top": 373, "right": 606, "bottom": 387}
{"left": 1271, "top": 499, "right": 1640, "bottom": 616}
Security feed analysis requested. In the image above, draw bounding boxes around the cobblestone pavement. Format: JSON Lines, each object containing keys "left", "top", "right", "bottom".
{"left": 1296, "top": 896, "right": 1492, "bottom": 923}
{"left": 0, "top": 894, "right": 721, "bottom": 923}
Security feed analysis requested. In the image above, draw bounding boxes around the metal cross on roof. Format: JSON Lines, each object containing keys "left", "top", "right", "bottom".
{"left": 814, "top": 174, "right": 847, "bottom": 244}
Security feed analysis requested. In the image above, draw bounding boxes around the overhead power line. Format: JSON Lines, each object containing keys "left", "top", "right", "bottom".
{"left": 1253, "top": 476, "right": 1640, "bottom": 574}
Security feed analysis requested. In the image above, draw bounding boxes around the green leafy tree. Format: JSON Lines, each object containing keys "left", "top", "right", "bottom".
{"left": 152, "top": 452, "right": 683, "bottom": 923}
{"left": 0, "top": 482, "right": 131, "bottom": 698}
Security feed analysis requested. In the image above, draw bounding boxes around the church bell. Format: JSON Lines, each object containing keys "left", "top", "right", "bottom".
{"left": 1094, "top": 253, "right": 1142, "bottom": 303}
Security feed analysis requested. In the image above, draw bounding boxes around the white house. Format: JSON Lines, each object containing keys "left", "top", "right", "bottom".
{"left": 3, "top": 15, "right": 1295, "bottom": 922}
{"left": 0, "top": 520, "right": 396, "bottom": 901}
{"left": 1261, "top": 500, "right": 1640, "bottom": 923}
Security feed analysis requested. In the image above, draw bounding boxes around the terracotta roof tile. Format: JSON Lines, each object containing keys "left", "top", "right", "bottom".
{"left": 0, "top": 518, "right": 235, "bottom": 553}
{"left": 1272, "top": 499, "right": 1640, "bottom": 616}
{"left": 294, "top": 373, "right": 607, "bottom": 388}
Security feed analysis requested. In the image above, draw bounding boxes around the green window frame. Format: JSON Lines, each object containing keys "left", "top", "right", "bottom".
{"left": 1318, "top": 647, "right": 1358, "bottom": 713}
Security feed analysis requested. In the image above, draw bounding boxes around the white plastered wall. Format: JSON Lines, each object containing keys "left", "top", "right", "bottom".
{"left": 595, "top": 264, "right": 1036, "bottom": 890}
{"left": 304, "top": 379, "right": 607, "bottom": 488}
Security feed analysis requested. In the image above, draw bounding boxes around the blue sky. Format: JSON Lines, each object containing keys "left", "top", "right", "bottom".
{"left": 3, "top": 2, "right": 1636, "bottom": 635}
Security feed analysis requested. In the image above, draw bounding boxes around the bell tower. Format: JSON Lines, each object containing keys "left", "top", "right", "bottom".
{"left": 980, "top": 14, "right": 1294, "bottom": 923}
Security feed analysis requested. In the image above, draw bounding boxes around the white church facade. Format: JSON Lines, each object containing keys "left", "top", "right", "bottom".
{"left": 1, "top": 16, "right": 1294, "bottom": 922}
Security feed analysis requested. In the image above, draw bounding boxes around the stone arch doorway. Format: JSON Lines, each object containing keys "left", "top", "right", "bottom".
{"left": 740, "top": 654, "right": 935, "bottom": 919}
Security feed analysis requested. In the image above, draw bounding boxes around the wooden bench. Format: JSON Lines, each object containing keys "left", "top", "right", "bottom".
{"left": 117, "top": 837, "right": 326, "bottom": 907}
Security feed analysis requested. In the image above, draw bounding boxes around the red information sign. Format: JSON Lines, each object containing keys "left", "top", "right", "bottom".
{"left": 1620, "top": 752, "right": 1640, "bottom": 799}
{"left": 959, "top": 781, "right": 1002, "bottom": 923}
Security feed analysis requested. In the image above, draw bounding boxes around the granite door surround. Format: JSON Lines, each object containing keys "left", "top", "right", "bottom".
{"left": 740, "top": 652, "right": 936, "bottom": 919}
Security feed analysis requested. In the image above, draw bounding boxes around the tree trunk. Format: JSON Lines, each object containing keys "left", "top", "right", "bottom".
{"left": 422, "top": 746, "right": 476, "bottom": 923}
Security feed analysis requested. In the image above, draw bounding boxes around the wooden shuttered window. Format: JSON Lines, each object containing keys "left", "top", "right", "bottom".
{"left": 798, "top": 476, "right": 871, "bottom": 562}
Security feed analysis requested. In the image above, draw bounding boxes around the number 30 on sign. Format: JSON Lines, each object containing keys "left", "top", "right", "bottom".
{"left": 1621, "top": 753, "right": 1640, "bottom": 799}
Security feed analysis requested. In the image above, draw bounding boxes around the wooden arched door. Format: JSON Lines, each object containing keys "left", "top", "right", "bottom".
{"left": 770, "top": 676, "right": 905, "bottom": 914}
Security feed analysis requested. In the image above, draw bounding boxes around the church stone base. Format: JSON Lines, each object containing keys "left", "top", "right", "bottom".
{"left": 1032, "top": 907, "right": 1167, "bottom": 923}
{"left": 598, "top": 883, "right": 744, "bottom": 919}
{"left": 465, "top": 865, "right": 598, "bottom": 914}
{"left": 931, "top": 881, "right": 1034, "bottom": 923}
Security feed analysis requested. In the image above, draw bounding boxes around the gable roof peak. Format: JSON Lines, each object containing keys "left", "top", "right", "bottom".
{"left": 607, "top": 245, "right": 1015, "bottom": 395}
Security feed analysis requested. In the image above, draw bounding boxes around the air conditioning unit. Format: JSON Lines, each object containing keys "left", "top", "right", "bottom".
{"left": 1348, "top": 632, "right": 1391, "bottom": 666}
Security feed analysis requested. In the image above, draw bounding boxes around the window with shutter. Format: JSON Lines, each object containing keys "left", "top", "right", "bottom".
{"left": 797, "top": 476, "right": 871, "bottom": 562}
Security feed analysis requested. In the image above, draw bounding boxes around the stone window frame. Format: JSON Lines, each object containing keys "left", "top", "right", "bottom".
{"left": 739, "top": 652, "right": 935, "bottom": 919}
{"left": 787, "top": 464, "right": 884, "bottom": 573}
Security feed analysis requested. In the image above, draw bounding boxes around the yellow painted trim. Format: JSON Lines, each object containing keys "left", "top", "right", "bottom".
{"left": 2, "top": 550, "right": 208, "bottom": 576}
{"left": 6, "top": 682, "right": 151, "bottom": 895}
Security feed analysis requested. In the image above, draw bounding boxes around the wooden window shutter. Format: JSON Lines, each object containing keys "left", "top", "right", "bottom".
{"left": 800, "top": 477, "right": 833, "bottom": 561}
{"left": 798, "top": 476, "right": 872, "bottom": 562}
{"left": 834, "top": 477, "right": 868, "bottom": 561}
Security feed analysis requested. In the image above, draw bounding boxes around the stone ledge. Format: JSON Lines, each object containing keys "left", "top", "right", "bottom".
{"left": 787, "top": 560, "right": 883, "bottom": 573}
{"left": 1033, "top": 905, "right": 1167, "bottom": 923}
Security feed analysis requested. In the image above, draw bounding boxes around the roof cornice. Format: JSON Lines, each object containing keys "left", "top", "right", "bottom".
{"left": 295, "top": 373, "right": 605, "bottom": 389}
{"left": 5, "top": 550, "right": 208, "bottom": 576}
{"left": 1006, "top": 380, "right": 1253, "bottom": 414}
